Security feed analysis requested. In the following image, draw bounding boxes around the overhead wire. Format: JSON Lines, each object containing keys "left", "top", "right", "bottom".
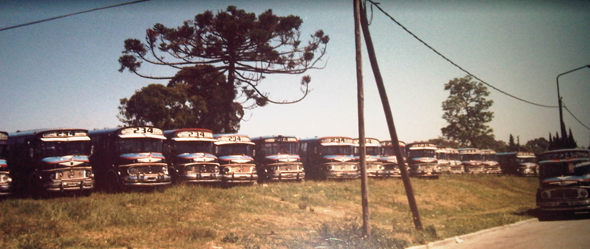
{"left": 0, "top": 0, "right": 151, "bottom": 32}
{"left": 365, "top": 0, "right": 590, "bottom": 131}
{"left": 364, "top": 0, "right": 558, "bottom": 109}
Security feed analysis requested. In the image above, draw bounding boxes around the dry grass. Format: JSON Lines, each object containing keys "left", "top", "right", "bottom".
{"left": 0, "top": 174, "right": 538, "bottom": 248}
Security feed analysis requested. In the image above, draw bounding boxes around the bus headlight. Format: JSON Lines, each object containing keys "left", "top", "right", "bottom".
{"left": 162, "top": 166, "right": 169, "bottom": 175}
{"left": 541, "top": 190, "right": 551, "bottom": 199}
{"left": 352, "top": 165, "right": 358, "bottom": 170}
{"left": 50, "top": 172, "right": 62, "bottom": 180}
{"left": 128, "top": 167, "right": 139, "bottom": 175}
{"left": 326, "top": 165, "right": 332, "bottom": 170}
{"left": 578, "top": 188, "right": 589, "bottom": 199}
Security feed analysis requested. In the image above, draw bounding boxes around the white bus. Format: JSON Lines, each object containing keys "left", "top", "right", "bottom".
{"left": 497, "top": 151, "right": 538, "bottom": 176}
{"left": 380, "top": 140, "right": 407, "bottom": 177}
{"left": 481, "top": 149, "right": 501, "bottom": 174}
{"left": 353, "top": 138, "right": 386, "bottom": 178}
{"left": 458, "top": 148, "right": 484, "bottom": 173}
{"left": 407, "top": 142, "right": 439, "bottom": 178}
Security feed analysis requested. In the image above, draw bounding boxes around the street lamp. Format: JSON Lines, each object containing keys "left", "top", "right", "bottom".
{"left": 556, "top": 64, "right": 590, "bottom": 142}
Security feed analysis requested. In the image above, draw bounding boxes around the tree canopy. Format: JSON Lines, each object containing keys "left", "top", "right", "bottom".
{"left": 441, "top": 75, "right": 494, "bottom": 148}
{"left": 118, "top": 6, "right": 329, "bottom": 132}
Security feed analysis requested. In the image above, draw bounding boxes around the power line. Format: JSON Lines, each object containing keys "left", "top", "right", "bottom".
{"left": 0, "top": 0, "right": 151, "bottom": 32}
{"left": 563, "top": 103, "right": 590, "bottom": 131}
{"left": 365, "top": 0, "right": 559, "bottom": 108}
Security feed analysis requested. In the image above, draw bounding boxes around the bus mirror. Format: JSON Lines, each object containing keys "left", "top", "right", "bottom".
{"left": 90, "top": 145, "right": 94, "bottom": 157}
{"left": 29, "top": 147, "right": 34, "bottom": 159}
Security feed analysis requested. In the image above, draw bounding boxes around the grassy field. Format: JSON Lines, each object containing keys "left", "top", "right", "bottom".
{"left": 0, "top": 174, "right": 539, "bottom": 249}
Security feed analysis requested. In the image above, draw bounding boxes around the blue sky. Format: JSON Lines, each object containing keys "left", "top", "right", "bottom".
{"left": 1, "top": 0, "right": 589, "bottom": 148}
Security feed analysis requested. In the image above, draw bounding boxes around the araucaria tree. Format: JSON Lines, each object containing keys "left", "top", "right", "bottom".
{"left": 441, "top": 75, "right": 494, "bottom": 148}
{"left": 118, "top": 6, "right": 329, "bottom": 132}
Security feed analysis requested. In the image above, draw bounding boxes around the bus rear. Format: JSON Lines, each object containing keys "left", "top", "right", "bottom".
{"left": 214, "top": 134, "right": 257, "bottom": 183}
{"left": 536, "top": 149, "right": 590, "bottom": 215}
{"left": 0, "top": 131, "right": 12, "bottom": 195}
{"left": 407, "top": 142, "right": 439, "bottom": 178}
{"left": 165, "top": 129, "right": 220, "bottom": 184}
{"left": 380, "top": 140, "right": 407, "bottom": 177}
{"left": 252, "top": 135, "right": 304, "bottom": 182}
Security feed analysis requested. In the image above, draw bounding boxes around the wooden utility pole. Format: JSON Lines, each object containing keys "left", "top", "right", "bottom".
{"left": 358, "top": 1, "right": 423, "bottom": 230}
{"left": 354, "top": 0, "right": 371, "bottom": 238}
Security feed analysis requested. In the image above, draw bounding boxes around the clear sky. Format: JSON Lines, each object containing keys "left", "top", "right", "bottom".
{"left": 1, "top": 0, "right": 589, "bottom": 148}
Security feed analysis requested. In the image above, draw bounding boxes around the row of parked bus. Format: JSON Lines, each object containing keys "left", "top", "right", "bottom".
{"left": 0, "top": 127, "right": 540, "bottom": 197}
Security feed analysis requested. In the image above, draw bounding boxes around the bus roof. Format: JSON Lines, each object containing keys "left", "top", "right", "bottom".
{"left": 250, "top": 135, "right": 298, "bottom": 143}
{"left": 480, "top": 149, "right": 497, "bottom": 154}
{"left": 9, "top": 128, "right": 90, "bottom": 142}
{"left": 407, "top": 142, "right": 437, "bottom": 150}
{"left": 353, "top": 138, "right": 381, "bottom": 147}
{"left": 214, "top": 134, "right": 254, "bottom": 145}
{"left": 458, "top": 148, "right": 481, "bottom": 154}
{"left": 89, "top": 126, "right": 166, "bottom": 140}
{"left": 380, "top": 140, "right": 406, "bottom": 147}
{"left": 164, "top": 128, "right": 215, "bottom": 141}
{"left": 299, "top": 136, "right": 354, "bottom": 144}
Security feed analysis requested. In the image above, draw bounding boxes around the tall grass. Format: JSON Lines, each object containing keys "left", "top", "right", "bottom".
{"left": 0, "top": 175, "right": 538, "bottom": 248}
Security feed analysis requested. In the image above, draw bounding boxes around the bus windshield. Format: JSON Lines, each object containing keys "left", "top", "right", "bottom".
{"left": 461, "top": 154, "right": 482, "bottom": 161}
{"left": 541, "top": 162, "right": 575, "bottom": 179}
{"left": 516, "top": 157, "right": 536, "bottom": 163}
{"left": 174, "top": 141, "right": 214, "bottom": 154}
{"left": 363, "top": 147, "right": 380, "bottom": 156}
{"left": 116, "top": 138, "right": 163, "bottom": 154}
{"left": 260, "top": 142, "right": 299, "bottom": 155}
{"left": 322, "top": 145, "right": 353, "bottom": 155}
{"left": 482, "top": 154, "right": 497, "bottom": 161}
{"left": 409, "top": 150, "right": 435, "bottom": 158}
{"left": 0, "top": 144, "right": 7, "bottom": 158}
{"left": 217, "top": 144, "right": 253, "bottom": 156}
{"left": 38, "top": 141, "right": 91, "bottom": 157}
{"left": 382, "top": 147, "right": 406, "bottom": 157}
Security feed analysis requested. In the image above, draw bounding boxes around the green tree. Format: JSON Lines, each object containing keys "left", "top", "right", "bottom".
{"left": 118, "top": 6, "right": 329, "bottom": 132}
{"left": 441, "top": 75, "right": 494, "bottom": 148}
{"left": 525, "top": 137, "right": 549, "bottom": 155}
{"left": 118, "top": 84, "right": 201, "bottom": 129}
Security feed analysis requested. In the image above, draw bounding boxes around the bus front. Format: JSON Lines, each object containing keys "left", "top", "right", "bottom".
{"left": 214, "top": 134, "right": 257, "bottom": 183}
{"left": 515, "top": 152, "right": 538, "bottom": 176}
{"left": 0, "top": 131, "right": 12, "bottom": 195}
{"left": 447, "top": 148, "right": 464, "bottom": 174}
{"left": 380, "top": 140, "right": 407, "bottom": 177}
{"left": 459, "top": 148, "right": 484, "bottom": 173}
{"left": 318, "top": 137, "right": 359, "bottom": 179}
{"left": 115, "top": 127, "right": 171, "bottom": 188}
{"left": 536, "top": 149, "right": 590, "bottom": 215}
{"left": 436, "top": 148, "right": 451, "bottom": 174}
{"left": 481, "top": 149, "right": 501, "bottom": 174}
{"left": 253, "top": 136, "right": 304, "bottom": 182}
{"left": 407, "top": 143, "right": 439, "bottom": 178}
{"left": 35, "top": 130, "right": 94, "bottom": 195}
{"left": 354, "top": 138, "right": 385, "bottom": 178}
{"left": 166, "top": 129, "right": 219, "bottom": 184}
